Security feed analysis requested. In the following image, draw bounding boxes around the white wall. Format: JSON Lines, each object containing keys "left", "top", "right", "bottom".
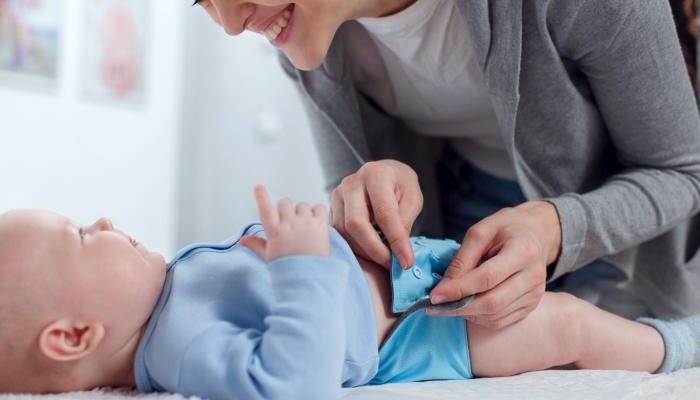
{"left": 0, "top": 0, "right": 186, "bottom": 258}
{"left": 176, "top": 8, "right": 327, "bottom": 247}
{"left": 0, "top": 1, "right": 328, "bottom": 257}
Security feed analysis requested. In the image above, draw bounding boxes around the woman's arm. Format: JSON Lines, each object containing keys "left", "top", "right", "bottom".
{"left": 546, "top": 0, "right": 700, "bottom": 277}
{"left": 431, "top": 0, "right": 700, "bottom": 327}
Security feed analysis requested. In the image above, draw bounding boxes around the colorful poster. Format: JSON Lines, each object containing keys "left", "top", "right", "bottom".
{"left": 84, "top": 0, "right": 147, "bottom": 104}
{"left": 0, "top": 0, "right": 61, "bottom": 87}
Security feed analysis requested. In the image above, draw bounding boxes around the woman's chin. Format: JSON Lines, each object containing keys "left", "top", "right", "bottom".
{"left": 284, "top": 46, "right": 328, "bottom": 71}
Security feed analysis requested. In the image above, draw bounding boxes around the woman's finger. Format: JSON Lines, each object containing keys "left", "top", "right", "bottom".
{"left": 430, "top": 221, "right": 499, "bottom": 304}
{"left": 396, "top": 183, "right": 423, "bottom": 235}
{"left": 365, "top": 177, "right": 415, "bottom": 270}
{"left": 428, "top": 272, "right": 538, "bottom": 318}
{"left": 329, "top": 187, "right": 345, "bottom": 231}
{"left": 469, "top": 282, "right": 545, "bottom": 322}
{"left": 430, "top": 204, "right": 555, "bottom": 329}
{"left": 329, "top": 187, "right": 375, "bottom": 261}
{"left": 343, "top": 231, "right": 376, "bottom": 263}
{"left": 432, "top": 239, "right": 529, "bottom": 306}
{"left": 341, "top": 175, "right": 392, "bottom": 269}
{"left": 452, "top": 272, "right": 543, "bottom": 318}
{"left": 253, "top": 185, "right": 279, "bottom": 228}
{"left": 465, "top": 306, "right": 534, "bottom": 330}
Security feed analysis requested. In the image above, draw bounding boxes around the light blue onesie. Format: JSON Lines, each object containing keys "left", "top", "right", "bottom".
{"left": 134, "top": 225, "right": 473, "bottom": 400}
{"left": 134, "top": 223, "right": 379, "bottom": 400}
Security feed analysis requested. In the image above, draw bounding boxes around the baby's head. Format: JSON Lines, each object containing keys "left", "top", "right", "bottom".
{"left": 0, "top": 210, "right": 166, "bottom": 393}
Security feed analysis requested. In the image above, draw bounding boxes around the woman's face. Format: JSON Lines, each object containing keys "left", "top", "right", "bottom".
{"left": 195, "top": 0, "right": 353, "bottom": 71}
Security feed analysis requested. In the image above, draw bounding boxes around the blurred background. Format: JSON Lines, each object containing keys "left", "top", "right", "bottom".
{"left": 1, "top": 0, "right": 696, "bottom": 259}
{"left": 0, "top": 0, "right": 326, "bottom": 258}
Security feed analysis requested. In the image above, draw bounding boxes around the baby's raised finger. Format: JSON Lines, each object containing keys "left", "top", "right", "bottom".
{"left": 278, "top": 198, "right": 294, "bottom": 219}
{"left": 296, "top": 202, "right": 312, "bottom": 216}
{"left": 312, "top": 204, "right": 328, "bottom": 222}
{"left": 254, "top": 185, "right": 279, "bottom": 227}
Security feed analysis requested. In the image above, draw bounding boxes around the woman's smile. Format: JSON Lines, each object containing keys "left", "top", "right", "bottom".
{"left": 252, "top": 4, "right": 294, "bottom": 44}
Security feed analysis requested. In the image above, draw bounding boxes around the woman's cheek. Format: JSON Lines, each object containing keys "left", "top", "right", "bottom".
{"left": 202, "top": 5, "right": 223, "bottom": 27}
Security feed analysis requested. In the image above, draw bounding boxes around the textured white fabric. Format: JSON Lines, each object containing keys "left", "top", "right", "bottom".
{"left": 1, "top": 369, "right": 697, "bottom": 399}
{"left": 627, "top": 369, "right": 700, "bottom": 399}
{"left": 356, "top": 0, "right": 516, "bottom": 180}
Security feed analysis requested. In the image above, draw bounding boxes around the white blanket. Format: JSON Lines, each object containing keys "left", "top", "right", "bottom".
{"left": 0, "top": 368, "right": 698, "bottom": 400}
{"left": 341, "top": 369, "right": 700, "bottom": 399}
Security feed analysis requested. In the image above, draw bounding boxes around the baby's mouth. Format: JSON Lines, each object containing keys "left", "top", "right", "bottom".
{"left": 131, "top": 237, "right": 140, "bottom": 247}
{"left": 263, "top": 4, "right": 294, "bottom": 42}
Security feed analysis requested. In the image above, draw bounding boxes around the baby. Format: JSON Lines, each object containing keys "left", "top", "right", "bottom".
{"left": 0, "top": 186, "right": 698, "bottom": 399}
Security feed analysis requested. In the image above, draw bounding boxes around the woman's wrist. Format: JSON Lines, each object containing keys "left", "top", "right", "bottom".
{"left": 516, "top": 201, "right": 562, "bottom": 265}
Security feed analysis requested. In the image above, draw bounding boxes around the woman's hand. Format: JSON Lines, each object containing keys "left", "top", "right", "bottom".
{"left": 240, "top": 185, "right": 330, "bottom": 262}
{"left": 329, "top": 160, "right": 423, "bottom": 270}
{"left": 428, "top": 201, "right": 562, "bottom": 329}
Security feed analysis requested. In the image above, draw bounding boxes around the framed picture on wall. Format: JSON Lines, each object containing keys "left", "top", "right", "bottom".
{"left": 0, "top": 0, "right": 61, "bottom": 90}
{"left": 83, "top": 0, "right": 148, "bottom": 105}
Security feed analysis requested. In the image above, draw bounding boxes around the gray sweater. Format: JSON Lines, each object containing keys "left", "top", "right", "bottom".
{"left": 279, "top": 0, "right": 700, "bottom": 319}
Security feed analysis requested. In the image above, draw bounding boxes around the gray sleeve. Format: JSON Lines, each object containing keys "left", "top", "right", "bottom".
{"left": 546, "top": 0, "right": 700, "bottom": 278}
{"left": 277, "top": 52, "right": 363, "bottom": 195}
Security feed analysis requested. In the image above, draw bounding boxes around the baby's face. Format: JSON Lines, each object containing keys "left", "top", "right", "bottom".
{"left": 0, "top": 210, "right": 167, "bottom": 348}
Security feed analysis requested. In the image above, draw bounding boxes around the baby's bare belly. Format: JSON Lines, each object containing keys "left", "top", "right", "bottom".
{"left": 357, "top": 257, "right": 400, "bottom": 347}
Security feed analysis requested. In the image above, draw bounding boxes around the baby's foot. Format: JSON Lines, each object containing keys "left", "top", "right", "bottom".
{"left": 637, "top": 315, "right": 700, "bottom": 373}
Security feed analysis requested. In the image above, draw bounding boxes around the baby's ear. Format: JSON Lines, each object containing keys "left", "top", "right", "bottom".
{"left": 38, "top": 319, "right": 105, "bottom": 362}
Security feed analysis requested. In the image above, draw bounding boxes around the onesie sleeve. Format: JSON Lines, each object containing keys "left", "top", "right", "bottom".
{"left": 175, "top": 255, "right": 350, "bottom": 400}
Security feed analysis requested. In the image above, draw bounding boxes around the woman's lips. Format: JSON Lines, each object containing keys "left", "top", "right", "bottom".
{"left": 268, "top": 5, "right": 294, "bottom": 46}
{"left": 250, "top": 4, "right": 293, "bottom": 34}
{"left": 131, "top": 237, "right": 140, "bottom": 247}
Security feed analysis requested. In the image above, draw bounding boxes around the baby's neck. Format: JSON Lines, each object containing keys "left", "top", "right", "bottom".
{"left": 82, "top": 323, "right": 148, "bottom": 390}
{"left": 119, "top": 324, "right": 151, "bottom": 387}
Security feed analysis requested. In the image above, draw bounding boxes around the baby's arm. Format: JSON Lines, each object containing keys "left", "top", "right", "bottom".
{"left": 178, "top": 187, "right": 347, "bottom": 400}
{"left": 466, "top": 292, "right": 665, "bottom": 377}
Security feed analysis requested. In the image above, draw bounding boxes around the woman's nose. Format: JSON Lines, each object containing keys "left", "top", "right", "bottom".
{"left": 213, "top": 0, "right": 254, "bottom": 36}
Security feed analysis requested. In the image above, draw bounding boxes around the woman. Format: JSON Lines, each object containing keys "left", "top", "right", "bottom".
{"left": 195, "top": 0, "right": 700, "bottom": 329}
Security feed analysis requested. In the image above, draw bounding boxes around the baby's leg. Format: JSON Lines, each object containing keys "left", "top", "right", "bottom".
{"left": 468, "top": 292, "right": 664, "bottom": 377}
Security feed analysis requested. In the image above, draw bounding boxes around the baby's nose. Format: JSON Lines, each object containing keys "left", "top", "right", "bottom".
{"left": 95, "top": 217, "right": 114, "bottom": 231}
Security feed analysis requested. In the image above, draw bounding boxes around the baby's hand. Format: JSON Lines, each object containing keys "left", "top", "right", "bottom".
{"left": 239, "top": 186, "right": 330, "bottom": 263}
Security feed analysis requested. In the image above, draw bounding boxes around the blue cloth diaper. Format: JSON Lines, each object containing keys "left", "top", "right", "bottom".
{"left": 369, "top": 237, "right": 474, "bottom": 384}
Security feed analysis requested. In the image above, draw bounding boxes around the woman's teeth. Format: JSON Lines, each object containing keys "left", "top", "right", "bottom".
{"left": 264, "top": 8, "right": 292, "bottom": 41}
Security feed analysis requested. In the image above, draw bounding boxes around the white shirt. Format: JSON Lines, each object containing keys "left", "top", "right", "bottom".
{"left": 356, "top": 0, "right": 517, "bottom": 180}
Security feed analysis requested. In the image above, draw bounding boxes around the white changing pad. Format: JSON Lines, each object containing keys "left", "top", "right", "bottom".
{"left": 341, "top": 369, "right": 700, "bottom": 399}
{"left": 1, "top": 369, "right": 698, "bottom": 400}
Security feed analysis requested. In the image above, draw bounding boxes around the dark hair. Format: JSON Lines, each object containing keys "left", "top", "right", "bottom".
{"left": 671, "top": 0, "right": 698, "bottom": 93}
